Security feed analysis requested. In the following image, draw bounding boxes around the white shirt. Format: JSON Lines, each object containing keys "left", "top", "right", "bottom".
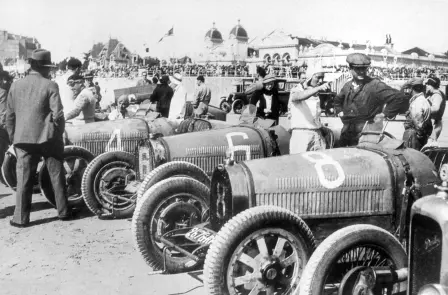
{"left": 289, "top": 84, "right": 322, "bottom": 129}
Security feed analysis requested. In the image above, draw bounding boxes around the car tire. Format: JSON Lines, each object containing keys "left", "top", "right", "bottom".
{"left": 2, "top": 150, "right": 41, "bottom": 193}
{"left": 219, "top": 100, "right": 231, "bottom": 113}
{"left": 81, "top": 151, "right": 136, "bottom": 218}
{"left": 204, "top": 206, "right": 316, "bottom": 295}
{"left": 298, "top": 224, "right": 407, "bottom": 295}
{"left": 232, "top": 99, "right": 245, "bottom": 114}
{"left": 177, "top": 118, "right": 212, "bottom": 134}
{"left": 136, "top": 161, "right": 210, "bottom": 203}
{"left": 40, "top": 146, "right": 94, "bottom": 208}
{"left": 132, "top": 177, "right": 210, "bottom": 273}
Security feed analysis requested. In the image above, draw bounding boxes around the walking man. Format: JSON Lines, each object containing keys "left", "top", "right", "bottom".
{"left": 334, "top": 53, "right": 409, "bottom": 146}
{"left": 193, "top": 75, "right": 211, "bottom": 117}
{"left": 6, "top": 49, "right": 71, "bottom": 227}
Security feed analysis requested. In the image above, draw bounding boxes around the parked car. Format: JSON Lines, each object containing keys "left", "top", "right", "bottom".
{"left": 81, "top": 112, "right": 298, "bottom": 219}
{"left": 1, "top": 103, "right": 229, "bottom": 208}
{"left": 298, "top": 163, "right": 448, "bottom": 295}
{"left": 131, "top": 132, "right": 447, "bottom": 294}
{"left": 219, "top": 78, "right": 255, "bottom": 113}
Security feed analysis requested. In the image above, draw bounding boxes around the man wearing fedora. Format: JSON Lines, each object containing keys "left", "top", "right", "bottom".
{"left": 334, "top": 53, "right": 409, "bottom": 147}
{"left": 6, "top": 49, "right": 71, "bottom": 227}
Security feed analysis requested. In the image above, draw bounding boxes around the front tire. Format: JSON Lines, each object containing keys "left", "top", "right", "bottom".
{"left": 81, "top": 151, "right": 136, "bottom": 218}
{"left": 204, "top": 206, "right": 316, "bottom": 295}
{"left": 232, "top": 99, "right": 245, "bottom": 114}
{"left": 40, "top": 146, "right": 94, "bottom": 208}
{"left": 2, "top": 150, "right": 42, "bottom": 193}
{"left": 220, "top": 100, "right": 231, "bottom": 113}
{"left": 136, "top": 161, "right": 210, "bottom": 203}
{"left": 298, "top": 224, "right": 407, "bottom": 295}
{"left": 132, "top": 177, "right": 210, "bottom": 273}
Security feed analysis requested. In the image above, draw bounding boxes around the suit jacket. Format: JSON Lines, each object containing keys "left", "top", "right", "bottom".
{"left": 149, "top": 84, "right": 174, "bottom": 111}
{"left": 6, "top": 71, "right": 65, "bottom": 144}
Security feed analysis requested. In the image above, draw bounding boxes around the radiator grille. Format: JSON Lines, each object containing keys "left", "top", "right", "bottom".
{"left": 74, "top": 131, "right": 147, "bottom": 156}
{"left": 255, "top": 189, "right": 389, "bottom": 218}
{"left": 174, "top": 153, "right": 261, "bottom": 175}
{"left": 410, "top": 215, "right": 442, "bottom": 295}
{"left": 276, "top": 174, "right": 381, "bottom": 190}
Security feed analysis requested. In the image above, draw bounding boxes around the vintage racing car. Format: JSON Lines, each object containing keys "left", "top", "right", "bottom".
{"left": 298, "top": 163, "right": 448, "bottom": 295}
{"left": 131, "top": 129, "right": 447, "bottom": 294}
{"left": 80, "top": 110, "right": 297, "bottom": 219}
{"left": 1, "top": 103, "right": 229, "bottom": 208}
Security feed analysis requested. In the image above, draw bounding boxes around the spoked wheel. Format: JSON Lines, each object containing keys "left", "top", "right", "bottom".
{"left": 204, "top": 206, "right": 316, "bottom": 295}
{"left": 81, "top": 151, "right": 136, "bottom": 218}
{"left": 220, "top": 100, "right": 231, "bottom": 113}
{"left": 132, "top": 177, "right": 210, "bottom": 273}
{"left": 2, "top": 150, "right": 42, "bottom": 193}
{"left": 40, "top": 146, "right": 94, "bottom": 207}
{"left": 299, "top": 224, "right": 407, "bottom": 295}
{"left": 232, "top": 99, "right": 245, "bottom": 114}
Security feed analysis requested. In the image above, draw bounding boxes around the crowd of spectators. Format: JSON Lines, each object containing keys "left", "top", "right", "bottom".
{"left": 5, "top": 61, "right": 448, "bottom": 82}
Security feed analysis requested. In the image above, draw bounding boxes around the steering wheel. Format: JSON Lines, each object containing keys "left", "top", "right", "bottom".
{"left": 360, "top": 130, "right": 396, "bottom": 139}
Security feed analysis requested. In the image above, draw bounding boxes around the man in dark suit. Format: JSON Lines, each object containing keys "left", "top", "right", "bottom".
{"left": 149, "top": 75, "right": 174, "bottom": 117}
{"left": 6, "top": 49, "right": 70, "bottom": 227}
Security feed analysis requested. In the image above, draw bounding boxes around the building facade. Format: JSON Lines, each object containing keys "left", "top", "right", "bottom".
{"left": 0, "top": 30, "right": 40, "bottom": 65}
{"left": 90, "top": 38, "right": 138, "bottom": 69}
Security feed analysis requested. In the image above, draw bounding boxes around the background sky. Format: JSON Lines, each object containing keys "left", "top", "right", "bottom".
{"left": 1, "top": 0, "right": 448, "bottom": 62}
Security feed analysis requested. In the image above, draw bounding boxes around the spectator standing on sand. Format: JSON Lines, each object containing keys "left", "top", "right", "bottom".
{"left": 6, "top": 49, "right": 71, "bottom": 227}
{"left": 193, "top": 75, "right": 211, "bottom": 117}
{"left": 149, "top": 75, "right": 174, "bottom": 118}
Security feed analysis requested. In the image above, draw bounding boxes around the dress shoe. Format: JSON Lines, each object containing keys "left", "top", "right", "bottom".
{"left": 10, "top": 220, "right": 29, "bottom": 228}
{"left": 59, "top": 210, "right": 78, "bottom": 221}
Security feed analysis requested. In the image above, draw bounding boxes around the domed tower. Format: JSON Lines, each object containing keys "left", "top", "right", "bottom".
{"left": 205, "top": 22, "right": 223, "bottom": 49}
{"left": 229, "top": 19, "right": 249, "bottom": 61}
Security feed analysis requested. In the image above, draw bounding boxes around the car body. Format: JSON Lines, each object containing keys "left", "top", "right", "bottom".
{"left": 297, "top": 160, "right": 448, "bottom": 295}
{"left": 1, "top": 104, "right": 230, "bottom": 207}
{"left": 82, "top": 117, "right": 294, "bottom": 218}
{"left": 133, "top": 133, "right": 447, "bottom": 292}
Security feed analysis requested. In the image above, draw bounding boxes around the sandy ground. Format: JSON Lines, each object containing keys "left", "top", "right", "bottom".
{"left": 0, "top": 190, "right": 207, "bottom": 295}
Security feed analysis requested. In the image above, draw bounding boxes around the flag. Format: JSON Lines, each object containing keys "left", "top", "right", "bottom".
{"left": 158, "top": 27, "right": 174, "bottom": 43}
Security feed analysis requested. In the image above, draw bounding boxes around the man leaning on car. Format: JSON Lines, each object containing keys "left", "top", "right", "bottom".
{"left": 334, "top": 53, "right": 409, "bottom": 147}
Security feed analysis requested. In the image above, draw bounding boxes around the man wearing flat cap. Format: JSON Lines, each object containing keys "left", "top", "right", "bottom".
{"left": 425, "top": 75, "right": 446, "bottom": 143}
{"left": 401, "top": 77, "right": 432, "bottom": 150}
{"left": 334, "top": 53, "right": 409, "bottom": 146}
{"left": 64, "top": 73, "right": 97, "bottom": 124}
{"left": 6, "top": 49, "right": 71, "bottom": 227}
